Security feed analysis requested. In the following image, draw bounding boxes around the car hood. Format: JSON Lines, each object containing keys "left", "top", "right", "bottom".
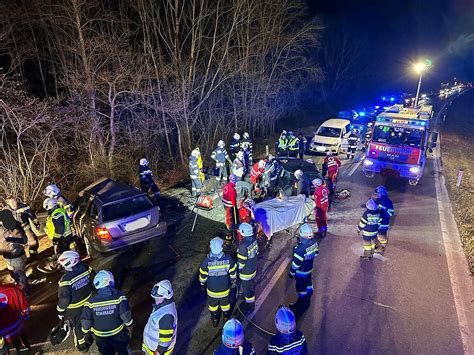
{"left": 311, "top": 135, "right": 340, "bottom": 145}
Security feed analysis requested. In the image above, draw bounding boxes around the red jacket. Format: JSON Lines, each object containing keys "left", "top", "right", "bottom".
{"left": 313, "top": 185, "right": 329, "bottom": 210}
{"left": 324, "top": 156, "right": 341, "bottom": 178}
{"left": 0, "top": 284, "right": 30, "bottom": 341}
{"left": 222, "top": 182, "right": 237, "bottom": 208}
{"left": 250, "top": 163, "right": 264, "bottom": 185}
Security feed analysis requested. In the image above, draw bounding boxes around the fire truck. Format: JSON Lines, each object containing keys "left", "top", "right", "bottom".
{"left": 362, "top": 104, "right": 434, "bottom": 185}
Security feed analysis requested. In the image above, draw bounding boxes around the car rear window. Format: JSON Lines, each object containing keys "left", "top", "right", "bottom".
{"left": 102, "top": 195, "right": 154, "bottom": 222}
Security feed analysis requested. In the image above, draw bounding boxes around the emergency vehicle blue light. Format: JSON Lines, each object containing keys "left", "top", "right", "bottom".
{"left": 382, "top": 96, "right": 386, "bottom": 100}
{"left": 375, "top": 105, "right": 380, "bottom": 109}
{"left": 390, "top": 97, "right": 395, "bottom": 102}
{"left": 359, "top": 112, "right": 366, "bottom": 116}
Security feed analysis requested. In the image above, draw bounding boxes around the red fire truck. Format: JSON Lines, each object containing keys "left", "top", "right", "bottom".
{"left": 362, "top": 104, "right": 434, "bottom": 185}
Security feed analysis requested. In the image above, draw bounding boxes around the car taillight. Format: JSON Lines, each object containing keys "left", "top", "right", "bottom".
{"left": 95, "top": 227, "right": 112, "bottom": 240}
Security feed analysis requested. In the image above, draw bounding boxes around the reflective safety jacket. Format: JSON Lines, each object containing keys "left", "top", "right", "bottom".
{"left": 57, "top": 262, "right": 94, "bottom": 315}
{"left": 229, "top": 138, "right": 241, "bottom": 155}
{"left": 277, "top": 136, "right": 288, "bottom": 150}
{"left": 358, "top": 209, "right": 382, "bottom": 238}
{"left": 323, "top": 156, "right": 341, "bottom": 178}
{"left": 212, "top": 148, "right": 231, "bottom": 167}
{"left": 213, "top": 341, "right": 256, "bottom": 354}
{"left": 250, "top": 163, "right": 264, "bottom": 185}
{"left": 267, "top": 330, "right": 308, "bottom": 355}
{"left": 81, "top": 287, "right": 133, "bottom": 338}
{"left": 189, "top": 156, "right": 200, "bottom": 180}
{"left": 55, "top": 195, "right": 74, "bottom": 219}
{"left": 237, "top": 237, "right": 258, "bottom": 281}
{"left": 347, "top": 132, "right": 360, "bottom": 148}
{"left": 199, "top": 252, "right": 237, "bottom": 299}
{"left": 313, "top": 185, "right": 329, "bottom": 210}
{"left": 45, "top": 207, "right": 71, "bottom": 240}
{"left": 240, "top": 138, "right": 253, "bottom": 155}
{"left": 289, "top": 238, "right": 319, "bottom": 278}
{"left": 0, "top": 283, "right": 30, "bottom": 341}
{"left": 376, "top": 196, "right": 394, "bottom": 231}
{"left": 288, "top": 137, "right": 300, "bottom": 153}
{"left": 222, "top": 182, "right": 237, "bottom": 208}
{"left": 142, "top": 299, "right": 177, "bottom": 355}
{"left": 263, "top": 160, "right": 283, "bottom": 186}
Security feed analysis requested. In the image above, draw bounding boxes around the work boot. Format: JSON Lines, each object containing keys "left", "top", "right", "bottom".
{"left": 210, "top": 311, "right": 221, "bottom": 328}
{"left": 223, "top": 310, "right": 232, "bottom": 323}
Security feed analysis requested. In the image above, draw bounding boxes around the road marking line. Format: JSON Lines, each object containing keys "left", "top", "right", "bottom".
{"left": 347, "top": 154, "right": 365, "bottom": 177}
{"left": 433, "top": 109, "right": 473, "bottom": 354}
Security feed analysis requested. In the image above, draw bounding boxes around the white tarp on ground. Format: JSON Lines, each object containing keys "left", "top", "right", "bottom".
{"left": 254, "top": 195, "right": 315, "bottom": 237}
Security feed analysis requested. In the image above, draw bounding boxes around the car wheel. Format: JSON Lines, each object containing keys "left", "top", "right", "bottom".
{"left": 84, "top": 236, "right": 100, "bottom": 259}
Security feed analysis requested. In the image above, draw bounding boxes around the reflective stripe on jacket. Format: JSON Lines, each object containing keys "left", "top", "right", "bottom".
{"left": 199, "top": 253, "right": 236, "bottom": 298}
{"left": 237, "top": 237, "right": 258, "bottom": 280}
{"left": 142, "top": 300, "right": 177, "bottom": 354}
{"left": 358, "top": 210, "right": 382, "bottom": 237}
{"left": 290, "top": 239, "right": 319, "bottom": 277}
{"left": 45, "top": 207, "right": 71, "bottom": 240}
{"left": 57, "top": 263, "right": 94, "bottom": 313}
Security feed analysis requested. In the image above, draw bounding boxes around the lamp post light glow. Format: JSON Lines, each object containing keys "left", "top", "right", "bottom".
{"left": 413, "top": 60, "right": 431, "bottom": 108}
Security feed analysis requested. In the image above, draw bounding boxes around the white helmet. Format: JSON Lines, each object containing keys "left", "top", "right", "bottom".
{"left": 238, "top": 223, "right": 254, "bottom": 237}
{"left": 258, "top": 160, "right": 266, "bottom": 169}
{"left": 151, "top": 279, "right": 174, "bottom": 299}
{"left": 243, "top": 132, "right": 249, "bottom": 139}
{"left": 43, "top": 198, "right": 58, "bottom": 211}
{"left": 93, "top": 270, "right": 114, "bottom": 289}
{"left": 191, "top": 149, "right": 200, "bottom": 158}
{"left": 233, "top": 133, "right": 240, "bottom": 140}
{"left": 218, "top": 140, "right": 225, "bottom": 148}
{"left": 312, "top": 178, "right": 323, "bottom": 187}
{"left": 237, "top": 151, "right": 244, "bottom": 159}
{"left": 366, "top": 198, "right": 377, "bottom": 210}
{"left": 210, "top": 237, "right": 224, "bottom": 255}
{"left": 294, "top": 170, "right": 304, "bottom": 179}
{"left": 222, "top": 319, "right": 244, "bottom": 348}
{"left": 299, "top": 223, "right": 314, "bottom": 238}
{"left": 58, "top": 251, "right": 80, "bottom": 270}
{"left": 44, "top": 184, "right": 60, "bottom": 198}
{"left": 140, "top": 158, "right": 149, "bottom": 166}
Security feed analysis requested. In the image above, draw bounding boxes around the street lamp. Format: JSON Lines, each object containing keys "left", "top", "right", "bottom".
{"left": 413, "top": 60, "right": 431, "bottom": 108}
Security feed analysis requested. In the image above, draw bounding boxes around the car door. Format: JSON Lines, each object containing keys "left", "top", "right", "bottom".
{"left": 73, "top": 194, "right": 91, "bottom": 236}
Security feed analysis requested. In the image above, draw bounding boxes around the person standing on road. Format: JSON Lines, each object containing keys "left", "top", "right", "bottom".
{"left": 229, "top": 133, "right": 241, "bottom": 159}
{"left": 240, "top": 132, "right": 253, "bottom": 166}
{"left": 212, "top": 140, "right": 233, "bottom": 186}
{"left": 199, "top": 237, "right": 237, "bottom": 328}
{"left": 213, "top": 318, "right": 255, "bottom": 355}
{"left": 142, "top": 280, "right": 178, "bottom": 355}
{"left": 4, "top": 196, "right": 40, "bottom": 258}
{"left": 232, "top": 151, "right": 247, "bottom": 181}
{"left": 43, "top": 184, "right": 74, "bottom": 219}
{"left": 358, "top": 199, "right": 382, "bottom": 260}
{"left": 288, "top": 224, "right": 319, "bottom": 313}
{"left": 298, "top": 133, "right": 307, "bottom": 159}
{"left": 81, "top": 270, "right": 133, "bottom": 355}
{"left": 0, "top": 282, "right": 30, "bottom": 353}
{"left": 346, "top": 128, "right": 360, "bottom": 159}
{"left": 237, "top": 223, "right": 258, "bottom": 314}
{"left": 189, "top": 149, "right": 203, "bottom": 197}
{"left": 374, "top": 186, "right": 394, "bottom": 255}
{"left": 56, "top": 251, "right": 94, "bottom": 352}
{"left": 267, "top": 306, "right": 308, "bottom": 354}
{"left": 293, "top": 170, "right": 311, "bottom": 197}
{"left": 138, "top": 158, "right": 161, "bottom": 202}
{"left": 275, "top": 131, "right": 288, "bottom": 157}
{"left": 287, "top": 131, "right": 300, "bottom": 158}
{"left": 312, "top": 178, "right": 329, "bottom": 237}
{"left": 322, "top": 152, "right": 341, "bottom": 195}
{"left": 223, "top": 175, "right": 239, "bottom": 230}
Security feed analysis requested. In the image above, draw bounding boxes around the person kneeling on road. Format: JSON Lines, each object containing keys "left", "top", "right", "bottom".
{"left": 56, "top": 251, "right": 94, "bottom": 352}
{"left": 81, "top": 270, "right": 133, "bottom": 355}
{"left": 267, "top": 306, "right": 308, "bottom": 354}
{"left": 199, "top": 237, "right": 237, "bottom": 328}
{"left": 237, "top": 223, "right": 258, "bottom": 314}
{"left": 289, "top": 224, "right": 319, "bottom": 314}
{"left": 357, "top": 199, "right": 382, "bottom": 260}
{"left": 142, "top": 280, "right": 178, "bottom": 355}
{"left": 213, "top": 318, "right": 255, "bottom": 355}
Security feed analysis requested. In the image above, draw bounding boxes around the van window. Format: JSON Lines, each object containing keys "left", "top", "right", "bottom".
{"left": 317, "top": 126, "right": 341, "bottom": 138}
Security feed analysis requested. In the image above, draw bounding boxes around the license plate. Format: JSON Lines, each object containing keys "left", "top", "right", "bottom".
{"left": 316, "top": 146, "right": 326, "bottom": 152}
{"left": 124, "top": 216, "right": 150, "bottom": 232}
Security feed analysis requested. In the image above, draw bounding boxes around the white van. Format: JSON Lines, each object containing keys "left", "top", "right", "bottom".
{"left": 309, "top": 118, "right": 351, "bottom": 154}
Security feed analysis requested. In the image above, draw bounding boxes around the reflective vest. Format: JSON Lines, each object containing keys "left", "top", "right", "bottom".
{"left": 277, "top": 137, "right": 288, "bottom": 150}
{"left": 288, "top": 137, "right": 300, "bottom": 151}
{"left": 250, "top": 163, "right": 264, "bottom": 185}
{"left": 358, "top": 210, "right": 382, "bottom": 238}
{"left": 211, "top": 148, "right": 230, "bottom": 167}
{"left": 314, "top": 185, "right": 329, "bottom": 209}
{"left": 142, "top": 301, "right": 178, "bottom": 354}
{"left": 45, "top": 207, "right": 71, "bottom": 240}
{"left": 324, "top": 156, "right": 341, "bottom": 177}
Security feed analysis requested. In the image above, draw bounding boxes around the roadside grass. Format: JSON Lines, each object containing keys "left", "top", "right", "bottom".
{"left": 440, "top": 90, "right": 474, "bottom": 274}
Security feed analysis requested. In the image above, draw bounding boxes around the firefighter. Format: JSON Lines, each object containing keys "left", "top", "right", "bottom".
{"left": 293, "top": 170, "right": 311, "bottom": 197}
{"left": 298, "top": 133, "right": 307, "bottom": 159}
{"left": 240, "top": 132, "right": 253, "bottom": 166}
{"left": 189, "top": 149, "right": 203, "bottom": 197}
{"left": 213, "top": 318, "right": 255, "bottom": 355}
{"left": 312, "top": 178, "right": 329, "bottom": 237}
{"left": 287, "top": 131, "right": 300, "bottom": 158}
{"left": 347, "top": 128, "right": 360, "bottom": 159}
{"left": 138, "top": 158, "right": 160, "bottom": 201}
{"left": 237, "top": 223, "right": 258, "bottom": 314}
{"left": 44, "top": 184, "right": 73, "bottom": 219}
{"left": 263, "top": 157, "right": 283, "bottom": 194}
{"left": 289, "top": 224, "right": 319, "bottom": 313}
{"left": 195, "top": 147, "right": 205, "bottom": 182}
{"left": 199, "top": 237, "right": 237, "bottom": 327}
{"left": 223, "top": 175, "right": 239, "bottom": 230}
{"left": 374, "top": 186, "right": 394, "bottom": 255}
{"left": 275, "top": 131, "right": 288, "bottom": 157}
{"left": 4, "top": 196, "right": 40, "bottom": 258}
{"left": 0, "top": 283, "right": 30, "bottom": 353}
{"left": 358, "top": 199, "right": 382, "bottom": 260}
{"left": 211, "top": 140, "right": 233, "bottom": 185}
{"left": 56, "top": 251, "right": 94, "bottom": 352}
{"left": 322, "top": 151, "right": 341, "bottom": 195}
{"left": 142, "top": 280, "right": 178, "bottom": 355}
{"left": 267, "top": 306, "right": 308, "bottom": 354}
{"left": 231, "top": 151, "right": 246, "bottom": 180}
{"left": 229, "top": 133, "right": 241, "bottom": 159}
{"left": 38, "top": 198, "right": 74, "bottom": 273}
{"left": 81, "top": 270, "right": 133, "bottom": 355}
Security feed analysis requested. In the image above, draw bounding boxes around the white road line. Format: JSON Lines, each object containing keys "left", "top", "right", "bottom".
{"left": 347, "top": 154, "right": 365, "bottom": 177}
{"left": 433, "top": 110, "right": 473, "bottom": 354}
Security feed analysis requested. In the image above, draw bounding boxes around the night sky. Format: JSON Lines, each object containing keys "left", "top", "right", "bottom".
{"left": 308, "top": 0, "right": 474, "bottom": 96}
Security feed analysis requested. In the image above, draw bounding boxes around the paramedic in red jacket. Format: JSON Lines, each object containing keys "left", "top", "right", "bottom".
{"left": 222, "top": 174, "right": 239, "bottom": 229}
{"left": 322, "top": 152, "right": 341, "bottom": 194}
{"left": 312, "top": 178, "right": 329, "bottom": 237}
{"left": 0, "top": 283, "right": 30, "bottom": 352}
